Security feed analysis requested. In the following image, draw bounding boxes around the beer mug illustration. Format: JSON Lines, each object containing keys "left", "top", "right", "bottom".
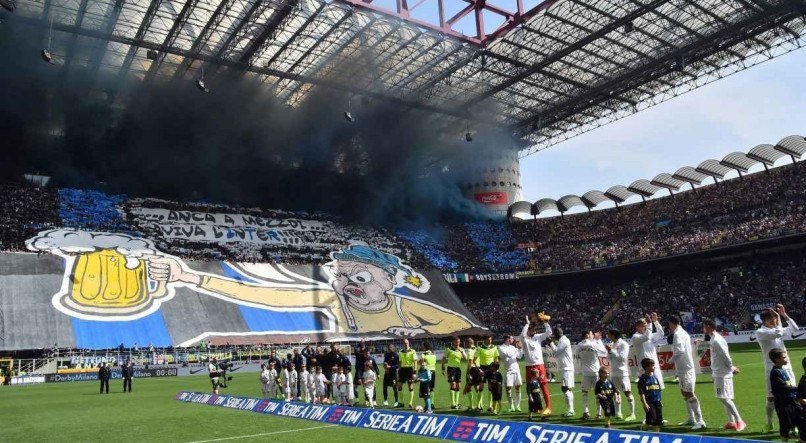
{"left": 61, "top": 249, "right": 169, "bottom": 315}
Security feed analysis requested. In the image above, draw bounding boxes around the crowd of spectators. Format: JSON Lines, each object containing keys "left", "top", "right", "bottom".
{"left": 505, "top": 160, "right": 806, "bottom": 273}
{"left": 397, "top": 229, "right": 458, "bottom": 271}
{"left": 461, "top": 253, "right": 805, "bottom": 337}
{"left": 465, "top": 221, "right": 529, "bottom": 271}
{"left": 58, "top": 188, "right": 130, "bottom": 232}
{"left": 0, "top": 161, "right": 802, "bottom": 276}
{"left": 0, "top": 184, "right": 60, "bottom": 252}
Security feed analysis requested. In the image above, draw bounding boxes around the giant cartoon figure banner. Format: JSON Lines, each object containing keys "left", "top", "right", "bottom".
{"left": 0, "top": 229, "right": 486, "bottom": 350}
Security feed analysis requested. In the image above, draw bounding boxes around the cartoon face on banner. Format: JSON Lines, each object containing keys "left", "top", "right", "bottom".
{"left": 325, "top": 244, "right": 431, "bottom": 312}
{"left": 27, "top": 229, "right": 478, "bottom": 340}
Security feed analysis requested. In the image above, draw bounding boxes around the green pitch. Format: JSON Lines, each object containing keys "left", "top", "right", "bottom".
{"left": 1, "top": 343, "right": 802, "bottom": 442}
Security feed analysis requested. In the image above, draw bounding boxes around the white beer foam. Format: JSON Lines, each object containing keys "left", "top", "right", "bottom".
{"left": 26, "top": 228, "right": 158, "bottom": 260}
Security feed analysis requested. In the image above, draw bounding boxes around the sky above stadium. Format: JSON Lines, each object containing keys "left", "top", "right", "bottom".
{"left": 519, "top": 48, "right": 806, "bottom": 210}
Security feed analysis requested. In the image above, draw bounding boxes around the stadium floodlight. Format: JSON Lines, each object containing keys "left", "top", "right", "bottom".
{"left": 1, "top": 0, "right": 16, "bottom": 13}
{"left": 41, "top": 16, "right": 54, "bottom": 64}
{"left": 344, "top": 96, "right": 354, "bottom": 122}
{"left": 195, "top": 66, "right": 209, "bottom": 93}
{"left": 195, "top": 78, "right": 209, "bottom": 92}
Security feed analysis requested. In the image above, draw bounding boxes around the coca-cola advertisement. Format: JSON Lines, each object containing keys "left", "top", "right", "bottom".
{"left": 473, "top": 192, "right": 507, "bottom": 205}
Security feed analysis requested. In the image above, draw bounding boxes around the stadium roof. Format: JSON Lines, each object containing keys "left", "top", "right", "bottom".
{"left": 508, "top": 134, "right": 805, "bottom": 218}
{"left": 4, "top": 0, "right": 806, "bottom": 155}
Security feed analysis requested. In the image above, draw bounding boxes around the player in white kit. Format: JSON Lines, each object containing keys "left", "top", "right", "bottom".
{"left": 668, "top": 314, "right": 705, "bottom": 430}
{"left": 499, "top": 335, "right": 524, "bottom": 412}
{"left": 299, "top": 365, "right": 310, "bottom": 402}
{"left": 265, "top": 361, "right": 279, "bottom": 398}
{"left": 332, "top": 366, "right": 346, "bottom": 404}
{"left": 260, "top": 364, "right": 270, "bottom": 396}
{"left": 521, "top": 314, "right": 553, "bottom": 416}
{"left": 550, "top": 327, "right": 575, "bottom": 417}
{"left": 363, "top": 361, "right": 378, "bottom": 408}
{"left": 702, "top": 319, "right": 745, "bottom": 431}
{"left": 306, "top": 365, "right": 317, "bottom": 403}
{"left": 606, "top": 329, "right": 636, "bottom": 421}
{"left": 280, "top": 364, "right": 292, "bottom": 401}
{"left": 314, "top": 366, "right": 328, "bottom": 403}
{"left": 288, "top": 364, "right": 299, "bottom": 401}
{"left": 578, "top": 330, "right": 607, "bottom": 420}
{"left": 631, "top": 313, "right": 665, "bottom": 389}
{"left": 755, "top": 304, "right": 799, "bottom": 432}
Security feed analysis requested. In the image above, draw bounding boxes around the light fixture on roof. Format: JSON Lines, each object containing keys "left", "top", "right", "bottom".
{"left": 344, "top": 95, "right": 354, "bottom": 122}
{"left": 623, "top": 20, "right": 634, "bottom": 34}
{"left": 464, "top": 120, "right": 472, "bottom": 142}
{"left": 41, "top": 16, "right": 54, "bottom": 64}
{"left": 146, "top": 49, "right": 159, "bottom": 60}
{"left": 1, "top": 0, "right": 16, "bottom": 13}
{"left": 195, "top": 65, "right": 209, "bottom": 92}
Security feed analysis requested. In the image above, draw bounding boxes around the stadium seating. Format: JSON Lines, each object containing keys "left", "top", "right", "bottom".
{"left": 1, "top": 161, "right": 802, "bottom": 274}
{"left": 461, "top": 251, "right": 805, "bottom": 337}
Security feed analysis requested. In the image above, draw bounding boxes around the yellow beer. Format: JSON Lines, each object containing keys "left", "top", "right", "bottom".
{"left": 65, "top": 249, "right": 167, "bottom": 314}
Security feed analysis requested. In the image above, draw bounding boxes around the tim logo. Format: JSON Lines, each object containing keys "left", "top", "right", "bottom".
{"left": 328, "top": 407, "right": 363, "bottom": 425}
{"left": 453, "top": 420, "right": 478, "bottom": 439}
{"left": 328, "top": 408, "right": 345, "bottom": 422}
{"left": 452, "top": 420, "right": 510, "bottom": 442}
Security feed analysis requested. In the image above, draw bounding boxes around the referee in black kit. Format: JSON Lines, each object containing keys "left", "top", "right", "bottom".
{"left": 122, "top": 361, "right": 134, "bottom": 392}
{"left": 98, "top": 362, "right": 110, "bottom": 394}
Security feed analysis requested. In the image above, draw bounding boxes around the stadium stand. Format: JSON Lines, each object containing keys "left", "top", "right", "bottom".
{"left": 506, "top": 159, "right": 805, "bottom": 273}
{"left": 0, "top": 184, "right": 60, "bottom": 252}
{"left": 0, "top": 157, "right": 803, "bottom": 273}
{"left": 460, "top": 251, "right": 805, "bottom": 336}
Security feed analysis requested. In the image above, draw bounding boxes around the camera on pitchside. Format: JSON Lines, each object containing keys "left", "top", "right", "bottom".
{"left": 217, "top": 361, "right": 234, "bottom": 387}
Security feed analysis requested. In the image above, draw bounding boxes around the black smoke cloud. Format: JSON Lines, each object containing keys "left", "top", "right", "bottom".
{"left": 0, "top": 16, "right": 520, "bottom": 226}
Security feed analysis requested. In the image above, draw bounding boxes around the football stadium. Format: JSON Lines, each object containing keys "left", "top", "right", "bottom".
{"left": 0, "top": 0, "right": 805, "bottom": 442}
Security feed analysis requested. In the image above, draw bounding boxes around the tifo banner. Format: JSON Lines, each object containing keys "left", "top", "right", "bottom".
{"left": 0, "top": 229, "right": 485, "bottom": 350}
{"left": 176, "top": 391, "right": 740, "bottom": 443}
{"left": 127, "top": 207, "right": 327, "bottom": 246}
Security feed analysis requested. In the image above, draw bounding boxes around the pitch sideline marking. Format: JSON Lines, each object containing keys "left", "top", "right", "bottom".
{"left": 184, "top": 424, "right": 336, "bottom": 443}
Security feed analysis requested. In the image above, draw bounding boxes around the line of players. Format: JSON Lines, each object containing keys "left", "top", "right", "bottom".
{"left": 249, "top": 303, "right": 802, "bottom": 438}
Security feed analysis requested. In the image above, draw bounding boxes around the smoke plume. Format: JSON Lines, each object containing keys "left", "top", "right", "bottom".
{"left": 0, "top": 16, "right": 519, "bottom": 226}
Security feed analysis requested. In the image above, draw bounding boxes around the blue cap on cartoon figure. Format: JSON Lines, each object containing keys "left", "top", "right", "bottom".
{"left": 333, "top": 245, "right": 410, "bottom": 277}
